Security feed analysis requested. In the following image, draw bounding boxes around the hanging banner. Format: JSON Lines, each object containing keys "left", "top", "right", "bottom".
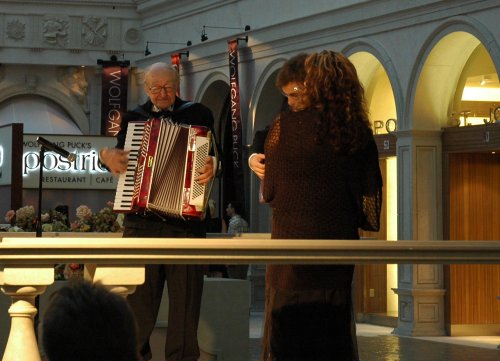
{"left": 171, "top": 53, "right": 181, "bottom": 96}
{"left": 228, "top": 39, "right": 244, "bottom": 201}
{"left": 100, "top": 64, "right": 129, "bottom": 136}
{"left": 171, "top": 53, "right": 180, "bottom": 72}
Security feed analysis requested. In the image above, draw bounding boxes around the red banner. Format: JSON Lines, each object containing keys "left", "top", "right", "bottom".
{"left": 101, "top": 65, "right": 129, "bottom": 136}
{"left": 171, "top": 53, "right": 180, "bottom": 72}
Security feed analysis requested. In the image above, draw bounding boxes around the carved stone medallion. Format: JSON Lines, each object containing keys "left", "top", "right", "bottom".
{"left": 6, "top": 19, "right": 26, "bottom": 41}
{"left": 82, "top": 16, "right": 107, "bottom": 47}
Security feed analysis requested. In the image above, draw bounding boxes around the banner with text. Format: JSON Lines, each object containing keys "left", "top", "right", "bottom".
{"left": 101, "top": 65, "right": 129, "bottom": 136}
{"left": 228, "top": 39, "right": 244, "bottom": 194}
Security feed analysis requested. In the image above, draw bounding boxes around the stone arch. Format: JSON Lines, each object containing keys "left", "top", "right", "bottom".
{"left": 343, "top": 38, "right": 404, "bottom": 133}
{"left": 247, "top": 57, "right": 286, "bottom": 145}
{"left": 196, "top": 71, "right": 230, "bottom": 140}
{"left": 0, "top": 84, "right": 89, "bottom": 133}
{"left": 195, "top": 71, "right": 230, "bottom": 215}
{"left": 408, "top": 15, "right": 500, "bottom": 130}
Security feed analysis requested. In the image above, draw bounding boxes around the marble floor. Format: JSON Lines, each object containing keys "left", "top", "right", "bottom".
{"left": 149, "top": 312, "right": 500, "bottom": 361}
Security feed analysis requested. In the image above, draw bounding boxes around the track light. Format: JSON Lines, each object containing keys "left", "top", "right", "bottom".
{"left": 144, "top": 40, "right": 192, "bottom": 56}
{"left": 200, "top": 25, "right": 251, "bottom": 42}
{"left": 201, "top": 27, "right": 208, "bottom": 42}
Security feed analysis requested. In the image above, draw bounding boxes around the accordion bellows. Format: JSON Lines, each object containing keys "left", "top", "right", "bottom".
{"left": 113, "top": 118, "right": 212, "bottom": 220}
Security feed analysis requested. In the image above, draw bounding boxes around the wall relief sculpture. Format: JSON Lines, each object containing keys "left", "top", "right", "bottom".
{"left": 82, "top": 16, "right": 107, "bottom": 47}
{"left": 58, "top": 66, "right": 89, "bottom": 113}
{"left": 43, "top": 17, "right": 69, "bottom": 47}
{"left": 6, "top": 19, "right": 26, "bottom": 41}
{"left": 125, "top": 27, "right": 141, "bottom": 44}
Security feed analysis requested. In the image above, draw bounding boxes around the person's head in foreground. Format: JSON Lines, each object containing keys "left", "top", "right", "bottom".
{"left": 42, "top": 281, "right": 139, "bottom": 361}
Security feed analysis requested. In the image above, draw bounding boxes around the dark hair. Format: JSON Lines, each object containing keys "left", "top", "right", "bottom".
{"left": 275, "top": 53, "right": 308, "bottom": 88}
{"left": 304, "top": 50, "right": 372, "bottom": 153}
{"left": 228, "top": 200, "right": 244, "bottom": 215}
{"left": 42, "top": 281, "right": 139, "bottom": 361}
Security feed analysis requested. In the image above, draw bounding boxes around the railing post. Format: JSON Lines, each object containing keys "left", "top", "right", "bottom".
{"left": 84, "top": 263, "right": 144, "bottom": 298}
{"left": 1, "top": 285, "right": 46, "bottom": 361}
{"left": 0, "top": 263, "right": 54, "bottom": 361}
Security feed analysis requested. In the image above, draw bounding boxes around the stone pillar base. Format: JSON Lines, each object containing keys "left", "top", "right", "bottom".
{"left": 393, "top": 287, "right": 446, "bottom": 336}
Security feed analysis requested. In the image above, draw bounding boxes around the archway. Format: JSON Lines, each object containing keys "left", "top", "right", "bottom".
{"left": 0, "top": 95, "right": 82, "bottom": 135}
{"left": 349, "top": 50, "right": 399, "bottom": 325}
{"left": 412, "top": 31, "right": 484, "bottom": 130}
{"left": 247, "top": 58, "right": 287, "bottom": 233}
{"left": 198, "top": 78, "right": 230, "bottom": 223}
{"left": 420, "top": 32, "right": 500, "bottom": 336}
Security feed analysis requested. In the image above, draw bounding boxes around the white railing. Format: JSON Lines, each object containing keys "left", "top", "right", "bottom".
{"left": 1, "top": 234, "right": 499, "bottom": 361}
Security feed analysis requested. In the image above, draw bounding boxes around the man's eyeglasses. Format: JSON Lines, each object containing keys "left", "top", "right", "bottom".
{"left": 280, "top": 85, "right": 304, "bottom": 98}
{"left": 148, "top": 85, "right": 176, "bottom": 94}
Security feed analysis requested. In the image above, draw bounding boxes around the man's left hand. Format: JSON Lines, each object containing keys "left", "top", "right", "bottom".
{"left": 195, "top": 156, "right": 215, "bottom": 184}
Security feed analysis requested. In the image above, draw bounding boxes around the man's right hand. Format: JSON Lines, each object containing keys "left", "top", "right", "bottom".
{"left": 99, "top": 147, "right": 130, "bottom": 175}
{"left": 249, "top": 153, "right": 265, "bottom": 180}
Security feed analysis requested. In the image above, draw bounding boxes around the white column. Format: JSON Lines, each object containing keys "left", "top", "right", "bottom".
{"left": 393, "top": 130, "right": 446, "bottom": 336}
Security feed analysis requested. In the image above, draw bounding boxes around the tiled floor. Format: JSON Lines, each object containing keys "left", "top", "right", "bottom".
{"left": 150, "top": 312, "right": 500, "bottom": 361}
{"left": 249, "top": 313, "right": 500, "bottom": 361}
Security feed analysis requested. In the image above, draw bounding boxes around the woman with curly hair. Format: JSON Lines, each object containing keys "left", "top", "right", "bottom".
{"left": 261, "top": 50, "right": 383, "bottom": 361}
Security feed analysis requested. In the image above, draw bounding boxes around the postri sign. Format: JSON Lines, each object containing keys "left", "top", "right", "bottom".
{"left": 22, "top": 135, "right": 118, "bottom": 190}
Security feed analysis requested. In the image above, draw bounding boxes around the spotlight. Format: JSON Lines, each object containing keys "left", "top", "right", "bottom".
{"left": 201, "top": 26, "right": 208, "bottom": 42}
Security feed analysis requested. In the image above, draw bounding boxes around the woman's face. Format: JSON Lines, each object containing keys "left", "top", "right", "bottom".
{"left": 281, "top": 81, "right": 307, "bottom": 112}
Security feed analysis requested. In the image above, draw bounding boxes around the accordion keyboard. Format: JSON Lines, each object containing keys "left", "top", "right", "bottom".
{"left": 113, "top": 122, "right": 146, "bottom": 212}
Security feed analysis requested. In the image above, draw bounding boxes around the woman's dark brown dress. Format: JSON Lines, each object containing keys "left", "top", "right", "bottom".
{"left": 262, "top": 109, "right": 382, "bottom": 361}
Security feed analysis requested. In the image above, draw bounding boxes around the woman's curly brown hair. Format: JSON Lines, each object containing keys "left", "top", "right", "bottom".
{"left": 304, "top": 50, "right": 372, "bottom": 154}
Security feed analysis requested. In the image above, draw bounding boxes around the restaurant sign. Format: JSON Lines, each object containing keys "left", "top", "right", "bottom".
{"left": 22, "top": 134, "right": 118, "bottom": 190}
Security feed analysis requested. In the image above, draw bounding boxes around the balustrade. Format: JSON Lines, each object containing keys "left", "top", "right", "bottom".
{"left": 0, "top": 234, "right": 499, "bottom": 360}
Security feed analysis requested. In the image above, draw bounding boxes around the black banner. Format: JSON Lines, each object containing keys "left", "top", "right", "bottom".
{"left": 228, "top": 39, "right": 244, "bottom": 185}
{"left": 101, "top": 65, "right": 129, "bottom": 136}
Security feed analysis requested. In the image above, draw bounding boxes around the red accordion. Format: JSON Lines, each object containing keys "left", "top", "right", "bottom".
{"left": 113, "top": 118, "right": 213, "bottom": 220}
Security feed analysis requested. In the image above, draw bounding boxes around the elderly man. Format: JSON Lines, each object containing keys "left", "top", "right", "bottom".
{"left": 99, "top": 62, "right": 217, "bottom": 361}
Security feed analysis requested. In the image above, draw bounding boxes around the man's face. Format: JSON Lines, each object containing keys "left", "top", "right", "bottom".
{"left": 226, "top": 204, "right": 234, "bottom": 217}
{"left": 144, "top": 70, "right": 178, "bottom": 110}
{"left": 281, "top": 81, "right": 307, "bottom": 112}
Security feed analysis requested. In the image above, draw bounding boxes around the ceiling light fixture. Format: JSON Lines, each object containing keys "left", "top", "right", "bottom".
{"left": 480, "top": 75, "right": 492, "bottom": 86}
